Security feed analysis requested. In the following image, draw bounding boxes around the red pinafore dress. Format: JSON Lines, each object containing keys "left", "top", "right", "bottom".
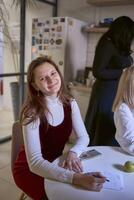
{"left": 13, "top": 104, "right": 72, "bottom": 200}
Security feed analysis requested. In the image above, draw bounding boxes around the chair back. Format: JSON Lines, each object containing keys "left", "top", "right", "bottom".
{"left": 11, "top": 121, "right": 24, "bottom": 171}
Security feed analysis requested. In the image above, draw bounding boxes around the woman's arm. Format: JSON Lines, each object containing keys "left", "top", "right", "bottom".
{"left": 70, "top": 99, "right": 90, "bottom": 156}
{"left": 23, "top": 117, "right": 105, "bottom": 191}
{"left": 114, "top": 103, "right": 134, "bottom": 155}
{"left": 23, "top": 119, "right": 74, "bottom": 183}
{"left": 60, "top": 100, "right": 89, "bottom": 173}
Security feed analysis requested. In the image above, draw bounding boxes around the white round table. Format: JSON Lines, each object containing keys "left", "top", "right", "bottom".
{"left": 45, "top": 146, "right": 134, "bottom": 200}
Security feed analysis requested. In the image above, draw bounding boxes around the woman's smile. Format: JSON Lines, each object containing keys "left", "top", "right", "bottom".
{"left": 33, "top": 62, "right": 61, "bottom": 96}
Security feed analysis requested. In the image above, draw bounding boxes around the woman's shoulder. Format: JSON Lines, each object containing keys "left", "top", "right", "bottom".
{"left": 97, "top": 36, "right": 115, "bottom": 51}
{"left": 114, "top": 103, "right": 133, "bottom": 122}
{"left": 70, "top": 98, "right": 78, "bottom": 106}
{"left": 70, "top": 98, "right": 79, "bottom": 111}
{"left": 23, "top": 118, "right": 40, "bottom": 132}
{"left": 118, "top": 103, "right": 132, "bottom": 114}
{"left": 118, "top": 103, "right": 129, "bottom": 110}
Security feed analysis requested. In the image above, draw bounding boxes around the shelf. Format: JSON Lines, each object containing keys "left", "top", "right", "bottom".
{"left": 87, "top": 0, "right": 134, "bottom": 7}
{"left": 84, "top": 27, "right": 108, "bottom": 33}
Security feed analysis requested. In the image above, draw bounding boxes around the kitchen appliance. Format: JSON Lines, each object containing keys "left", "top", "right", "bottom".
{"left": 31, "top": 17, "right": 88, "bottom": 82}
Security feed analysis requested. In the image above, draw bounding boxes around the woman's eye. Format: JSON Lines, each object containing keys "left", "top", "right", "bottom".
{"left": 51, "top": 71, "right": 57, "bottom": 76}
{"left": 40, "top": 77, "right": 45, "bottom": 81}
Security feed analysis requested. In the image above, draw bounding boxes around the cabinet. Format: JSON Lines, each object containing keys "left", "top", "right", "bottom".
{"left": 69, "top": 85, "right": 91, "bottom": 120}
{"left": 86, "top": 0, "right": 134, "bottom": 7}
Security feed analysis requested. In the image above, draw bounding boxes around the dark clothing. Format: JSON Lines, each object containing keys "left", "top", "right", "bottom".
{"left": 85, "top": 37, "right": 133, "bottom": 146}
{"left": 13, "top": 104, "right": 72, "bottom": 200}
{"left": 39, "top": 104, "right": 72, "bottom": 162}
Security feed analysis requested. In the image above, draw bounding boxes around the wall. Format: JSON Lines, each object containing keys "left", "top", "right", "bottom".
{"left": 58, "top": 0, "right": 95, "bottom": 22}
{"left": 58, "top": 1, "right": 134, "bottom": 23}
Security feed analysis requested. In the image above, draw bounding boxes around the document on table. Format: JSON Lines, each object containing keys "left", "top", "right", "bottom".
{"left": 101, "top": 171, "right": 124, "bottom": 191}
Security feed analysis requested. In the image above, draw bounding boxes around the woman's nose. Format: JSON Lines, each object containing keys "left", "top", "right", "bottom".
{"left": 46, "top": 76, "right": 53, "bottom": 83}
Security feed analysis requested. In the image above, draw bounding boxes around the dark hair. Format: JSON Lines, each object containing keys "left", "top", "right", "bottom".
{"left": 103, "top": 16, "right": 134, "bottom": 55}
{"left": 20, "top": 56, "right": 72, "bottom": 125}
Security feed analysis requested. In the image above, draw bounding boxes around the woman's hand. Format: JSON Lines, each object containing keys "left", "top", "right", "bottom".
{"left": 59, "top": 151, "right": 83, "bottom": 173}
{"left": 73, "top": 172, "right": 106, "bottom": 192}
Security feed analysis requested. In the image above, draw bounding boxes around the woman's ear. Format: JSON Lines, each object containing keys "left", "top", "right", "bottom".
{"left": 32, "top": 82, "right": 38, "bottom": 90}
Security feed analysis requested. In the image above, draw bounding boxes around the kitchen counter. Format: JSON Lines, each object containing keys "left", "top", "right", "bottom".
{"left": 68, "top": 84, "right": 92, "bottom": 93}
{"left": 68, "top": 83, "right": 92, "bottom": 120}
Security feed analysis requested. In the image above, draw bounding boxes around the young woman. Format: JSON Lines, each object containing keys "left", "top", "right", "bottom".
{"left": 12, "top": 57, "right": 106, "bottom": 200}
{"left": 113, "top": 66, "right": 134, "bottom": 156}
{"left": 85, "top": 16, "right": 134, "bottom": 146}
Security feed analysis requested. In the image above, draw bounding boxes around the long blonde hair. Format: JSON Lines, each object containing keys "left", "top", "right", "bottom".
{"left": 112, "top": 66, "right": 134, "bottom": 112}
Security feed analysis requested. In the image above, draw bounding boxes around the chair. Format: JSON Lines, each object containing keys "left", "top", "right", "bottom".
{"left": 11, "top": 121, "right": 28, "bottom": 200}
{"left": 11, "top": 121, "right": 48, "bottom": 200}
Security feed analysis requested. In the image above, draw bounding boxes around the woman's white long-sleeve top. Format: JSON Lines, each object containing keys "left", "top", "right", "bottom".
{"left": 114, "top": 103, "right": 134, "bottom": 156}
{"left": 23, "top": 97, "right": 89, "bottom": 184}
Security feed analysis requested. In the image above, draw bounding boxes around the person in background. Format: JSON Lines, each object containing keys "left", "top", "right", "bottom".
{"left": 12, "top": 57, "right": 106, "bottom": 200}
{"left": 85, "top": 16, "right": 134, "bottom": 146}
{"left": 112, "top": 66, "right": 134, "bottom": 156}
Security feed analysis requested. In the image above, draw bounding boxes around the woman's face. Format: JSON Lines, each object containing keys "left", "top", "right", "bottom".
{"left": 33, "top": 62, "right": 61, "bottom": 97}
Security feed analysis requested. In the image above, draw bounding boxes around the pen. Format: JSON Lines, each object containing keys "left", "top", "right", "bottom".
{"left": 92, "top": 174, "right": 110, "bottom": 182}
{"left": 106, "top": 179, "right": 110, "bottom": 182}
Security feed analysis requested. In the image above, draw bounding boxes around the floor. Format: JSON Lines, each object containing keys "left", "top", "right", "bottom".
{"left": 0, "top": 141, "right": 24, "bottom": 200}
{"left": 0, "top": 109, "right": 13, "bottom": 139}
{"left": 0, "top": 109, "right": 23, "bottom": 200}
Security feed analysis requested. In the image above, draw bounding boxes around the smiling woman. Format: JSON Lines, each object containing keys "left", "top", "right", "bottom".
{"left": 32, "top": 62, "right": 61, "bottom": 97}
{"left": 11, "top": 56, "right": 107, "bottom": 200}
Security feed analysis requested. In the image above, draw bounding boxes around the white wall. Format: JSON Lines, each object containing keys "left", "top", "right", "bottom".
{"left": 58, "top": 1, "right": 134, "bottom": 22}
{"left": 58, "top": 0, "right": 95, "bottom": 22}
{"left": 98, "top": 5, "right": 134, "bottom": 21}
